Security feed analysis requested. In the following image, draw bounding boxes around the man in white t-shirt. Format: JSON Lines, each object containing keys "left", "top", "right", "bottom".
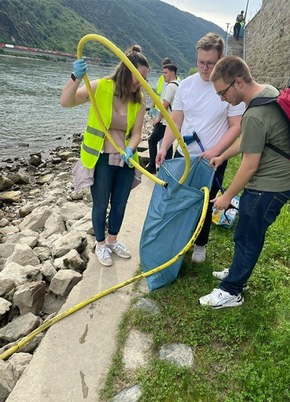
{"left": 156, "top": 32, "right": 245, "bottom": 263}
{"left": 146, "top": 64, "right": 179, "bottom": 174}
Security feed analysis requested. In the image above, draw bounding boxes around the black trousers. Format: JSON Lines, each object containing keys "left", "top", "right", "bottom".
{"left": 174, "top": 149, "right": 227, "bottom": 246}
{"left": 234, "top": 23, "right": 241, "bottom": 40}
{"left": 148, "top": 123, "right": 173, "bottom": 167}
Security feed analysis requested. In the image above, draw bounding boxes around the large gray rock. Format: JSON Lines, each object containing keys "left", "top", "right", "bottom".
{"left": 0, "top": 262, "right": 42, "bottom": 287}
{"left": 159, "top": 343, "right": 194, "bottom": 368}
{"left": 6, "top": 244, "right": 40, "bottom": 267}
{"left": 0, "top": 312, "right": 41, "bottom": 343}
{"left": 18, "top": 205, "right": 52, "bottom": 232}
{"left": 41, "top": 207, "right": 66, "bottom": 239}
{"left": 50, "top": 230, "right": 87, "bottom": 258}
{"left": 0, "top": 359, "right": 15, "bottom": 402}
{"left": 59, "top": 201, "right": 91, "bottom": 221}
{"left": 48, "top": 269, "right": 82, "bottom": 297}
{"left": 13, "top": 281, "right": 46, "bottom": 315}
{"left": 0, "top": 297, "right": 12, "bottom": 317}
{"left": 9, "top": 352, "right": 32, "bottom": 382}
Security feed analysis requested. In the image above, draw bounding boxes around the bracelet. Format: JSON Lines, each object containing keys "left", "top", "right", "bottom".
{"left": 71, "top": 73, "right": 77, "bottom": 81}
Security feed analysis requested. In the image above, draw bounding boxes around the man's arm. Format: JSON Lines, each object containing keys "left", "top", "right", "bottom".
{"left": 212, "top": 152, "right": 261, "bottom": 210}
{"left": 156, "top": 110, "right": 184, "bottom": 165}
{"left": 202, "top": 115, "right": 242, "bottom": 160}
{"left": 154, "top": 99, "right": 170, "bottom": 125}
{"left": 210, "top": 137, "right": 242, "bottom": 169}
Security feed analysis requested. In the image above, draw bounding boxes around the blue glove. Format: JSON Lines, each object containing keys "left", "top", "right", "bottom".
{"left": 149, "top": 108, "right": 155, "bottom": 118}
{"left": 121, "top": 147, "right": 133, "bottom": 166}
{"left": 72, "top": 58, "right": 88, "bottom": 79}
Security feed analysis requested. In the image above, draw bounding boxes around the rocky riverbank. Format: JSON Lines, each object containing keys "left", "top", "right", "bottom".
{"left": 0, "top": 116, "right": 153, "bottom": 401}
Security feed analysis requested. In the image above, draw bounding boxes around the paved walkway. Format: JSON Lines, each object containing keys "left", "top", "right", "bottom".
{"left": 7, "top": 176, "right": 154, "bottom": 402}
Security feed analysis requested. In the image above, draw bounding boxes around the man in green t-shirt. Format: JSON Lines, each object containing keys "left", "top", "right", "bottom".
{"left": 199, "top": 55, "right": 290, "bottom": 309}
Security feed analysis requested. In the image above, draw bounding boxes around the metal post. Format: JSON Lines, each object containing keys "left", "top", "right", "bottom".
{"left": 225, "top": 23, "right": 230, "bottom": 55}
{"left": 243, "top": 0, "right": 250, "bottom": 60}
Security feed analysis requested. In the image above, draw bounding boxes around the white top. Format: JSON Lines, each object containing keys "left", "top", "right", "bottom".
{"left": 161, "top": 80, "right": 179, "bottom": 125}
{"left": 173, "top": 73, "right": 245, "bottom": 156}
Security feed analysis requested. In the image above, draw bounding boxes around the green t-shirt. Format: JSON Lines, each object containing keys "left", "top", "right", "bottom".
{"left": 240, "top": 85, "right": 290, "bottom": 191}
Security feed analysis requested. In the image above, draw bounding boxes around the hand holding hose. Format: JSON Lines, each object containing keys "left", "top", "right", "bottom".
{"left": 73, "top": 57, "right": 88, "bottom": 79}
{"left": 121, "top": 147, "right": 133, "bottom": 166}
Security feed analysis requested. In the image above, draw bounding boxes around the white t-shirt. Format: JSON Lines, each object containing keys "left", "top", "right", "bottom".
{"left": 173, "top": 73, "right": 245, "bottom": 156}
{"left": 161, "top": 80, "right": 179, "bottom": 125}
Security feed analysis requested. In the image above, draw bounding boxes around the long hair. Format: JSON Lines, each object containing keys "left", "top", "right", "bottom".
{"left": 108, "top": 45, "right": 149, "bottom": 103}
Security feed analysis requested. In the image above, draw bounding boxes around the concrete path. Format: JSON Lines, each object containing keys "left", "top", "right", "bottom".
{"left": 7, "top": 176, "right": 154, "bottom": 402}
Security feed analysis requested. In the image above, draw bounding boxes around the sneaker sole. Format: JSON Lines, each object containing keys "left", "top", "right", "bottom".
{"left": 97, "top": 259, "right": 113, "bottom": 267}
{"left": 212, "top": 296, "right": 244, "bottom": 309}
{"left": 112, "top": 252, "right": 131, "bottom": 259}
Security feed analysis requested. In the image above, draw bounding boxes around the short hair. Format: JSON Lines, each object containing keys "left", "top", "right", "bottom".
{"left": 162, "top": 57, "right": 172, "bottom": 66}
{"left": 210, "top": 56, "right": 253, "bottom": 84}
{"left": 163, "top": 63, "right": 177, "bottom": 75}
{"left": 109, "top": 44, "right": 149, "bottom": 103}
{"left": 196, "top": 32, "right": 224, "bottom": 58}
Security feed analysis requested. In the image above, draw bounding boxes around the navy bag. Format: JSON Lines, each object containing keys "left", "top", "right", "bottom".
{"left": 140, "top": 157, "right": 215, "bottom": 291}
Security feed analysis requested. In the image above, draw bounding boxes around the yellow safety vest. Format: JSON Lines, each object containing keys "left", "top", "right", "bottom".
{"left": 156, "top": 75, "right": 164, "bottom": 97}
{"left": 81, "top": 78, "right": 141, "bottom": 169}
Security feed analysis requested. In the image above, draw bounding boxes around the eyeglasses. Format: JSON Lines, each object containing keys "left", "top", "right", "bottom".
{"left": 217, "top": 75, "right": 241, "bottom": 98}
{"left": 196, "top": 61, "right": 216, "bottom": 69}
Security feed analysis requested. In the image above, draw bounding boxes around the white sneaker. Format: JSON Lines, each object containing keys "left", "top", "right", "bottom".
{"left": 212, "top": 269, "right": 229, "bottom": 280}
{"left": 199, "top": 288, "right": 244, "bottom": 309}
{"left": 191, "top": 245, "right": 206, "bottom": 263}
{"left": 107, "top": 240, "right": 131, "bottom": 259}
{"left": 95, "top": 244, "right": 113, "bottom": 266}
{"left": 212, "top": 269, "right": 249, "bottom": 290}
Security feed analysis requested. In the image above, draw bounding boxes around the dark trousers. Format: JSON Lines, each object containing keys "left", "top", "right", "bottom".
{"left": 174, "top": 150, "right": 227, "bottom": 246}
{"left": 221, "top": 188, "right": 290, "bottom": 294}
{"left": 148, "top": 123, "right": 173, "bottom": 168}
{"left": 196, "top": 160, "right": 227, "bottom": 246}
{"left": 234, "top": 23, "right": 241, "bottom": 40}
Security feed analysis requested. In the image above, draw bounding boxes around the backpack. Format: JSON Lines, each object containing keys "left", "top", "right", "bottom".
{"left": 245, "top": 88, "right": 290, "bottom": 159}
{"left": 236, "top": 13, "right": 244, "bottom": 22}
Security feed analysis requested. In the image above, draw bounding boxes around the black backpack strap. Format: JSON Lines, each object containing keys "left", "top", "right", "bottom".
{"left": 245, "top": 96, "right": 277, "bottom": 112}
{"left": 265, "top": 143, "right": 290, "bottom": 160}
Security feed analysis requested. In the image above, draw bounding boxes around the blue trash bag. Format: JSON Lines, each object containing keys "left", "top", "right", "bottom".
{"left": 140, "top": 157, "right": 215, "bottom": 291}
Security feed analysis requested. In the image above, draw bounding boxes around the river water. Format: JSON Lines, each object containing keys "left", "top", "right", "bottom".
{"left": 0, "top": 56, "right": 160, "bottom": 162}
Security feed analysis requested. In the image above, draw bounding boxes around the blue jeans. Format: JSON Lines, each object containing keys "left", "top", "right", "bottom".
{"left": 221, "top": 188, "right": 290, "bottom": 295}
{"left": 90, "top": 153, "right": 134, "bottom": 242}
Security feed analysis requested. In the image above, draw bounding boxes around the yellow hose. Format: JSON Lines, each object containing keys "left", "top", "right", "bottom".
{"left": 0, "top": 186, "right": 209, "bottom": 361}
{"left": 77, "top": 34, "right": 191, "bottom": 187}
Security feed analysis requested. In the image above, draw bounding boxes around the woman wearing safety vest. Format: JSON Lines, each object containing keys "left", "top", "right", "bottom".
{"left": 60, "top": 45, "right": 149, "bottom": 266}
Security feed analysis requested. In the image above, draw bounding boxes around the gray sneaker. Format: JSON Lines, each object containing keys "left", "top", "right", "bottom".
{"left": 191, "top": 245, "right": 206, "bottom": 263}
{"left": 199, "top": 288, "right": 244, "bottom": 309}
{"left": 95, "top": 244, "right": 113, "bottom": 266}
{"left": 107, "top": 241, "right": 131, "bottom": 259}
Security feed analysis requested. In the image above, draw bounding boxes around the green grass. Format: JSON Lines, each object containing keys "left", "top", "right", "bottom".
{"left": 101, "top": 156, "right": 290, "bottom": 402}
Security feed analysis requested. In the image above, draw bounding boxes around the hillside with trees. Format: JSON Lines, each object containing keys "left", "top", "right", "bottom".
{"left": 0, "top": 0, "right": 225, "bottom": 74}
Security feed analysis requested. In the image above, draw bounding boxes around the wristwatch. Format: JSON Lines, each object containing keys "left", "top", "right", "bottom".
{"left": 71, "top": 73, "right": 77, "bottom": 81}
